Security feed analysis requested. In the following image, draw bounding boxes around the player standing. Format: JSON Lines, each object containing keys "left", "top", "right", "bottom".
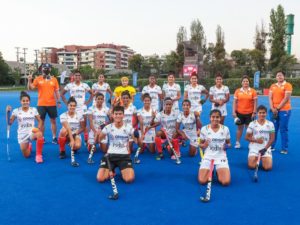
{"left": 91, "top": 74, "right": 112, "bottom": 107}
{"left": 162, "top": 71, "right": 181, "bottom": 114}
{"left": 184, "top": 72, "right": 209, "bottom": 114}
{"left": 142, "top": 74, "right": 162, "bottom": 111}
{"left": 209, "top": 73, "right": 230, "bottom": 124}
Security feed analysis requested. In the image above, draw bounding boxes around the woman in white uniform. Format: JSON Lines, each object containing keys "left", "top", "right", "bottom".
{"left": 198, "top": 109, "right": 231, "bottom": 186}
{"left": 58, "top": 97, "right": 85, "bottom": 159}
{"left": 245, "top": 105, "right": 275, "bottom": 170}
{"left": 7, "top": 91, "right": 44, "bottom": 163}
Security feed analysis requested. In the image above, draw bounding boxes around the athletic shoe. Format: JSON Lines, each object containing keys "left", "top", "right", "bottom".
{"left": 280, "top": 150, "right": 288, "bottom": 154}
{"left": 270, "top": 148, "right": 276, "bottom": 152}
{"left": 234, "top": 142, "right": 241, "bottom": 149}
{"left": 156, "top": 153, "right": 164, "bottom": 160}
{"left": 52, "top": 137, "right": 58, "bottom": 144}
{"left": 59, "top": 151, "right": 66, "bottom": 159}
{"left": 35, "top": 155, "right": 43, "bottom": 163}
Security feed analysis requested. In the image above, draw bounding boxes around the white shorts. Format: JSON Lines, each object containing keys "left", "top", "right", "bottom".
{"left": 88, "top": 130, "right": 107, "bottom": 144}
{"left": 191, "top": 105, "right": 202, "bottom": 114}
{"left": 211, "top": 105, "right": 227, "bottom": 116}
{"left": 200, "top": 157, "right": 229, "bottom": 170}
{"left": 76, "top": 105, "right": 88, "bottom": 117}
{"left": 140, "top": 129, "right": 155, "bottom": 144}
{"left": 18, "top": 131, "right": 33, "bottom": 144}
{"left": 248, "top": 147, "right": 272, "bottom": 158}
{"left": 184, "top": 131, "right": 198, "bottom": 147}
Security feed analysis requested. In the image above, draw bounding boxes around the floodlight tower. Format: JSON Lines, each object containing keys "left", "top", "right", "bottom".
{"left": 286, "top": 14, "right": 294, "bottom": 55}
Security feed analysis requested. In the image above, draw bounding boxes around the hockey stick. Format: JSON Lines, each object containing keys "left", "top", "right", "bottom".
{"left": 70, "top": 137, "right": 79, "bottom": 167}
{"left": 197, "top": 137, "right": 204, "bottom": 165}
{"left": 161, "top": 128, "right": 181, "bottom": 165}
{"left": 105, "top": 154, "right": 119, "bottom": 200}
{"left": 134, "top": 128, "right": 149, "bottom": 164}
{"left": 200, "top": 159, "right": 214, "bottom": 202}
{"left": 253, "top": 153, "right": 261, "bottom": 182}
{"left": 6, "top": 108, "right": 11, "bottom": 161}
{"left": 87, "top": 122, "right": 108, "bottom": 164}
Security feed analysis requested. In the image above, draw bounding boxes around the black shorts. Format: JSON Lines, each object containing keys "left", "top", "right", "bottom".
{"left": 236, "top": 112, "right": 252, "bottom": 125}
{"left": 100, "top": 154, "right": 133, "bottom": 171}
{"left": 38, "top": 106, "right": 58, "bottom": 120}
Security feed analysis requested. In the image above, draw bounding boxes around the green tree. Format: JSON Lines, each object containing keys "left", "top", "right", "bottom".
{"left": 252, "top": 23, "right": 267, "bottom": 72}
{"left": 190, "top": 19, "right": 206, "bottom": 52}
{"left": 129, "top": 54, "right": 144, "bottom": 73}
{"left": 0, "top": 52, "right": 13, "bottom": 85}
{"left": 51, "top": 67, "right": 59, "bottom": 77}
{"left": 268, "top": 5, "right": 287, "bottom": 71}
{"left": 79, "top": 65, "right": 95, "bottom": 79}
{"left": 176, "top": 26, "right": 187, "bottom": 76}
{"left": 147, "top": 56, "right": 161, "bottom": 74}
{"left": 177, "top": 26, "right": 187, "bottom": 44}
{"left": 214, "top": 25, "right": 226, "bottom": 60}
{"left": 11, "top": 67, "right": 22, "bottom": 85}
{"left": 161, "top": 51, "right": 179, "bottom": 75}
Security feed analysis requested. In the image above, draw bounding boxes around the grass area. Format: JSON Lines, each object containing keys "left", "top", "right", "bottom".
{"left": 0, "top": 86, "right": 27, "bottom": 91}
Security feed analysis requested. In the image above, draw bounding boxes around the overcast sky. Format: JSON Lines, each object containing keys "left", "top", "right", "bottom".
{"left": 0, "top": 0, "right": 299, "bottom": 62}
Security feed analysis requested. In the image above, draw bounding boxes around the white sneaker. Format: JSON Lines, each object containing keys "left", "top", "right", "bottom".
{"left": 234, "top": 142, "right": 241, "bottom": 149}
{"left": 270, "top": 148, "right": 275, "bottom": 151}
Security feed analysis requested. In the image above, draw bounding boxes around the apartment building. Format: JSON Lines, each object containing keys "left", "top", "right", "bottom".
{"left": 42, "top": 44, "right": 134, "bottom": 71}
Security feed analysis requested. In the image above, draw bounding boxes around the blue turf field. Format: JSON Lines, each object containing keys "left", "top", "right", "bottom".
{"left": 0, "top": 91, "right": 299, "bottom": 225}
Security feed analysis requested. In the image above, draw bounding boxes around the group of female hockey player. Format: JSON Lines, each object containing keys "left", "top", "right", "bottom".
{"left": 7, "top": 69, "right": 279, "bottom": 190}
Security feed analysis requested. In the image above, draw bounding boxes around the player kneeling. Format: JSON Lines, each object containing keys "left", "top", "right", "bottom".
{"left": 87, "top": 93, "right": 111, "bottom": 154}
{"left": 97, "top": 105, "right": 135, "bottom": 183}
{"left": 7, "top": 91, "right": 44, "bottom": 163}
{"left": 245, "top": 105, "right": 275, "bottom": 171}
{"left": 198, "top": 109, "right": 231, "bottom": 186}
{"left": 152, "top": 97, "right": 180, "bottom": 160}
{"left": 176, "top": 99, "right": 202, "bottom": 156}
{"left": 58, "top": 97, "right": 85, "bottom": 159}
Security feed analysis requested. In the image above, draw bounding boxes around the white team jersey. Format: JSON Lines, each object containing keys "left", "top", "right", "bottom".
{"left": 123, "top": 104, "right": 137, "bottom": 126}
{"left": 91, "top": 82, "right": 110, "bottom": 105}
{"left": 209, "top": 85, "right": 230, "bottom": 115}
{"left": 154, "top": 111, "right": 177, "bottom": 137}
{"left": 60, "top": 112, "right": 84, "bottom": 134}
{"left": 102, "top": 123, "right": 134, "bottom": 154}
{"left": 64, "top": 82, "right": 91, "bottom": 106}
{"left": 87, "top": 105, "right": 110, "bottom": 130}
{"left": 184, "top": 84, "right": 206, "bottom": 112}
{"left": 12, "top": 107, "right": 38, "bottom": 137}
{"left": 177, "top": 112, "right": 197, "bottom": 134}
{"left": 200, "top": 125, "right": 230, "bottom": 160}
{"left": 246, "top": 120, "right": 275, "bottom": 150}
{"left": 137, "top": 107, "right": 156, "bottom": 132}
{"left": 162, "top": 83, "right": 181, "bottom": 111}
{"left": 142, "top": 85, "right": 162, "bottom": 111}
